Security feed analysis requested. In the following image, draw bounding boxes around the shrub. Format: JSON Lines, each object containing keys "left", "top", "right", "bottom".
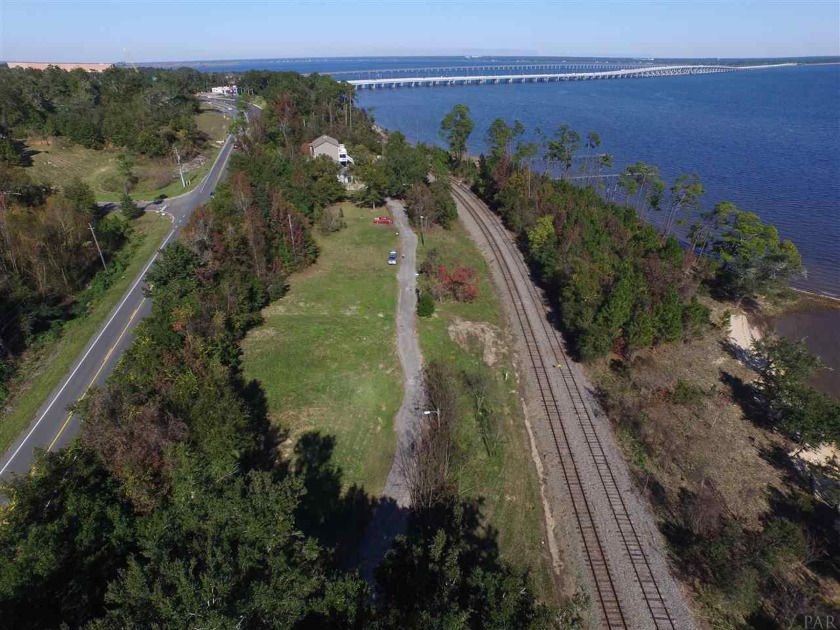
{"left": 671, "top": 379, "right": 705, "bottom": 406}
{"left": 317, "top": 205, "right": 346, "bottom": 234}
{"left": 436, "top": 264, "right": 479, "bottom": 303}
{"left": 417, "top": 291, "right": 435, "bottom": 318}
{"left": 418, "top": 248, "right": 441, "bottom": 276}
{"left": 682, "top": 297, "right": 710, "bottom": 340}
{"left": 0, "top": 358, "right": 12, "bottom": 405}
{"left": 120, "top": 193, "right": 143, "bottom": 220}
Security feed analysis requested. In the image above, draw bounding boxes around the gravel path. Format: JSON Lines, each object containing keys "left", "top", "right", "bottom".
{"left": 358, "top": 198, "right": 422, "bottom": 581}
{"left": 453, "top": 183, "right": 697, "bottom": 630}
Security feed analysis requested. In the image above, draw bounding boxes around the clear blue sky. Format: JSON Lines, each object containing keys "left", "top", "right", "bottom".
{"left": 2, "top": 0, "right": 838, "bottom": 62}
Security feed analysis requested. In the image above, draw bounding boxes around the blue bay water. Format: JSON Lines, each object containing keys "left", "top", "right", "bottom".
{"left": 175, "top": 57, "right": 839, "bottom": 394}
{"left": 355, "top": 64, "right": 840, "bottom": 297}
{"left": 177, "top": 57, "right": 838, "bottom": 296}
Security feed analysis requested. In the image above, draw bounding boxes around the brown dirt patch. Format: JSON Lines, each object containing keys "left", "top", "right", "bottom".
{"left": 590, "top": 330, "right": 787, "bottom": 527}
{"left": 447, "top": 317, "right": 504, "bottom": 366}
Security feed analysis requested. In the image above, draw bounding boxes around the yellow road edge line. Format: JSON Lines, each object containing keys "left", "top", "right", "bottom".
{"left": 47, "top": 300, "right": 145, "bottom": 451}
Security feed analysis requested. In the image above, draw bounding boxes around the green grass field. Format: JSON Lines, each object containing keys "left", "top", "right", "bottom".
{"left": 24, "top": 106, "right": 228, "bottom": 202}
{"left": 241, "top": 204, "right": 403, "bottom": 493}
{"left": 0, "top": 212, "right": 172, "bottom": 456}
{"left": 416, "top": 218, "right": 559, "bottom": 604}
{"left": 239, "top": 201, "right": 556, "bottom": 601}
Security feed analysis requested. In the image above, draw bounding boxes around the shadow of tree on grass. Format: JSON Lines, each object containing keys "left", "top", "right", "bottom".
{"left": 293, "top": 431, "right": 375, "bottom": 568}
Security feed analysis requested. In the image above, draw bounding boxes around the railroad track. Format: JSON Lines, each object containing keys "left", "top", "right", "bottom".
{"left": 450, "top": 181, "right": 678, "bottom": 630}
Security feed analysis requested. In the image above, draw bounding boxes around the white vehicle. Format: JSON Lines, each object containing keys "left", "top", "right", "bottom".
{"left": 388, "top": 250, "right": 398, "bottom": 265}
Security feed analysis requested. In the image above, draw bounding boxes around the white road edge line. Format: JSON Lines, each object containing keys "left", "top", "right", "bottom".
{"left": 0, "top": 227, "right": 177, "bottom": 475}
{"left": 1, "top": 131, "right": 237, "bottom": 475}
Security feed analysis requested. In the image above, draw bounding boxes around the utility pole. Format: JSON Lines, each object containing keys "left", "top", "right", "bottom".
{"left": 174, "top": 147, "right": 187, "bottom": 188}
{"left": 287, "top": 214, "right": 297, "bottom": 259}
{"left": 89, "top": 223, "right": 108, "bottom": 272}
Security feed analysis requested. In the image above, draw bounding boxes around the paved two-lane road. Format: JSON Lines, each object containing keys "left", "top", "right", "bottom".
{"left": 0, "top": 125, "right": 237, "bottom": 482}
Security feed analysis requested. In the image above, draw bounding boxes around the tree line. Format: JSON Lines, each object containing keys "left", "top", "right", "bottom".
{"left": 239, "top": 70, "right": 382, "bottom": 159}
{"left": 435, "top": 105, "right": 804, "bottom": 361}
{"left": 440, "top": 107, "right": 840, "bottom": 452}
{"left": 0, "top": 179, "right": 128, "bottom": 403}
{"left": 0, "top": 65, "right": 222, "bottom": 159}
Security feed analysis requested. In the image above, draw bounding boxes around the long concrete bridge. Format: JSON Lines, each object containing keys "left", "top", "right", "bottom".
{"left": 331, "top": 62, "right": 651, "bottom": 76}
{"left": 348, "top": 63, "right": 795, "bottom": 90}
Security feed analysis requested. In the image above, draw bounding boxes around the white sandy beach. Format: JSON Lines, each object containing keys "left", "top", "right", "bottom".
{"left": 729, "top": 311, "right": 762, "bottom": 352}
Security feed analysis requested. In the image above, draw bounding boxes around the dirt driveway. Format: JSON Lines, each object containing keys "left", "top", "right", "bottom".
{"left": 358, "top": 198, "right": 422, "bottom": 579}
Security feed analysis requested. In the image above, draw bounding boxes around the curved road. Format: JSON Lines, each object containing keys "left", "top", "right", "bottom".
{"left": 0, "top": 102, "right": 243, "bottom": 482}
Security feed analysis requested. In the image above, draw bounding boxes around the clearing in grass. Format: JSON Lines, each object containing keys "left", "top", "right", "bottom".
{"left": 241, "top": 203, "right": 403, "bottom": 493}
{"left": 24, "top": 106, "right": 228, "bottom": 202}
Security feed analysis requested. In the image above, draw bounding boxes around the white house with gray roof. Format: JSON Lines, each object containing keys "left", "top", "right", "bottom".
{"left": 308, "top": 135, "right": 353, "bottom": 166}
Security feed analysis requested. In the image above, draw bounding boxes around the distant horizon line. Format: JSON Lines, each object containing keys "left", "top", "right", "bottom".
{"left": 4, "top": 54, "right": 840, "bottom": 66}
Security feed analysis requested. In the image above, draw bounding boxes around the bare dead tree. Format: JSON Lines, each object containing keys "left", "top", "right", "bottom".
{"left": 401, "top": 361, "right": 461, "bottom": 510}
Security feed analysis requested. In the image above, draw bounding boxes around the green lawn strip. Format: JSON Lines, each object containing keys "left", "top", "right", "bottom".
{"left": 241, "top": 204, "right": 403, "bottom": 493}
{"left": 25, "top": 109, "right": 228, "bottom": 203}
{"left": 416, "top": 219, "right": 559, "bottom": 604}
{"left": 196, "top": 106, "right": 231, "bottom": 141}
{"left": 0, "top": 212, "right": 171, "bottom": 455}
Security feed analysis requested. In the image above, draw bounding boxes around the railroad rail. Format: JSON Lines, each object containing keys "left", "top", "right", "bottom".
{"left": 450, "top": 181, "right": 681, "bottom": 629}
{"left": 349, "top": 63, "right": 794, "bottom": 89}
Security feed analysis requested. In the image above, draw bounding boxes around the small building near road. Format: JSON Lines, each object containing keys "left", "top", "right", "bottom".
{"left": 211, "top": 85, "right": 238, "bottom": 95}
{"left": 308, "top": 135, "right": 354, "bottom": 166}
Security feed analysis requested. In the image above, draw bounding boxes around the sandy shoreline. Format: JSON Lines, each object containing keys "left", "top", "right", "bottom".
{"left": 729, "top": 310, "right": 762, "bottom": 352}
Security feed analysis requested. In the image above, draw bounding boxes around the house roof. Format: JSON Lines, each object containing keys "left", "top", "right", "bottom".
{"left": 310, "top": 135, "right": 340, "bottom": 149}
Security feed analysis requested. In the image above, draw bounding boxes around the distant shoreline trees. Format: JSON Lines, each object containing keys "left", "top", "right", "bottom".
{"left": 0, "top": 65, "right": 215, "bottom": 158}
{"left": 465, "top": 112, "right": 804, "bottom": 360}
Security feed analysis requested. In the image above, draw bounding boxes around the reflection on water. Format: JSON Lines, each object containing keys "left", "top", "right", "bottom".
{"left": 774, "top": 307, "right": 840, "bottom": 400}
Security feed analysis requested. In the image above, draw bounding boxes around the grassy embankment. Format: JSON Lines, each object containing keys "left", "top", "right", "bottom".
{"left": 0, "top": 212, "right": 171, "bottom": 455}
{"left": 241, "top": 203, "right": 402, "bottom": 493}
{"left": 414, "top": 219, "right": 559, "bottom": 604}
{"left": 24, "top": 106, "right": 229, "bottom": 202}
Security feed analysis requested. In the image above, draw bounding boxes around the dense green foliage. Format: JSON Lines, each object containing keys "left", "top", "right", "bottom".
{"left": 239, "top": 69, "right": 381, "bottom": 158}
{"left": 377, "top": 502, "right": 559, "bottom": 629}
{"left": 405, "top": 178, "right": 458, "bottom": 229}
{"left": 354, "top": 131, "right": 428, "bottom": 207}
{"left": 0, "top": 180, "right": 128, "bottom": 400}
{"left": 439, "top": 104, "right": 474, "bottom": 163}
{"left": 752, "top": 336, "right": 840, "bottom": 447}
{"left": 417, "top": 290, "right": 436, "bottom": 317}
{"left": 0, "top": 64, "right": 239, "bottom": 404}
{"left": 0, "top": 66, "right": 213, "bottom": 157}
{"left": 119, "top": 192, "right": 142, "bottom": 219}
{"left": 702, "top": 202, "right": 804, "bottom": 299}
{"left": 467, "top": 112, "right": 805, "bottom": 361}
{"left": 676, "top": 512, "right": 815, "bottom": 624}
{"left": 0, "top": 143, "right": 349, "bottom": 624}
{"left": 475, "top": 143, "right": 707, "bottom": 360}
{"left": 349, "top": 130, "right": 456, "bottom": 229}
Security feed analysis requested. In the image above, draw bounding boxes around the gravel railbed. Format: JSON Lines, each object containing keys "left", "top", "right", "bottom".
{"left": 454, "top": 183, "right": 697, "bottom": 630}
